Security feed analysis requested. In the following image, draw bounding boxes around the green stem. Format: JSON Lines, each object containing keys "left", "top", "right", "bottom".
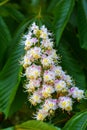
{"left": 0, "top": 0, "right": 9, "bottom": 6}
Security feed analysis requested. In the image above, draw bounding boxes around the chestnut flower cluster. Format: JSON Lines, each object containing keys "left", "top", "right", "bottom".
{"left": 22, "top": 22, "right": 84, "bottom": 121}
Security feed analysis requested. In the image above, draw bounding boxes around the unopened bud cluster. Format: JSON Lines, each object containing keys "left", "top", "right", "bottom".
{"left": 22, "top": 22, "right": 84, "bottom": 121}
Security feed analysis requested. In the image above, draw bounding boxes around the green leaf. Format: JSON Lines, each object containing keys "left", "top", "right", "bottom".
{"left": 77, "top": 100, "right": 87, "bottom": 111}
{"left": 0, "top": 4, "right": 25, "bottom": 22}
{"left": 31, "top": 0, "right": 40, "bottom": 6}
{"left": 62, "top": 24, "right": 87, "bottom": 68}
{"left": 58, "top": 41, "right": 86, "bottom": 89}
{"left": 4, "top": 4, "right": 25, "bottom": 22}
{"left": 77, "top": 0, "right": 87, "bottom": 50}
{"left": 3, "top": 120, "right": 61, "bottom": 130}
{"left": 0, "top": 19, "right": 33, "bottom": 117}
{"left": 0, "top": 0, "right": 9, "bottom": 6}
{"left": 3, "top": 127, "right": 14, "bottom": 130}
{"left": 53, "top": 0, "right": 75, "bottom": 46}
{"left": 62, "top": 111, "right": 87, "bottom": 130}
{"left": 0, "top": 16, "right": 11, "bottom": 70}
{"left": 15, "top": 120, "right": 60, "bottom": 130}
{"left": 47, "top": 0, "right": 60, "bottom": 12}
{"left": 8, "top": 84, "right": 27, "bottom": 117}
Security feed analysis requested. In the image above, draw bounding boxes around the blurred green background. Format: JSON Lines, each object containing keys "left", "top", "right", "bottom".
{"left": 0, "top": 0, "right": 87, "bottom": 129}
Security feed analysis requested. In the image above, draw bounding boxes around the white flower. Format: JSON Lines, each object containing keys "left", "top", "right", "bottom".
{"left": 29, "top": 90, "right": 42, "bottom": 105}
{"left": 25, "top": 78, "right": 41, "bottom": 92}
{"left": 25, "top": 64, "right": 41, "bottom": 79}
{"left": 31, "top": 37, "right": 38, "bottom": 44}
{"left": 24, "top": 36, "right": 38, "bottom": 50}
{"left": 22, "top": 22, "right": 85, "bottom": 121}
{"left": 24, "top": 39, "right": 32, "bottom": 50}
{"left": 23, "top": 32, "right": 32, "bottom": 41}
{"left": 69, "top": 87, "right": 84, "bottom": 100}
{"left": 43, "top": 70, "right": 55, "bottom": 83}
{"left": 41, "top": 39, "right": 53, "bottom": 49}
{"left": 40, "top": 25, "right": 48, "bottom": 39}
{"left": 41, "top": 55, "right": 54, "bottom": 67}
{"left": 27, "top": 47, "right": 41, "bottom": 60}
{"left": 22, "top": 54, "right": 31, "bottom": 68}
{"left": 63, "top": 75, "right": 73, "bottom": 86}
{"left": 55, "top": 80, "right": 67, "bottom": 92}
{"left": 58, "top": 96, "right": 72, "bottom": 111}
{"left": 40, "top": 25, "right": 48, "bottom": 34}
{"left": 53, "top": 66, "right": 63, "bottom": 77}
{"left": 34, "top": 109, "right": 48, "bottom": 121}
{"left": 25, "top": 83, "right": 35, "bottom": 92}
{"left": 40, "top": 32, "right": 48, "bottom": 39}
{"left": 50, "top": 49, "right": 58, "bottom": 60}
{"left": 42, "top": 84, "right": 55, "bottom": 98}
{"left": 30, "top": 22, "right": 39, "bottom": 32}
{"left": 42, "top": 99, "right": 58, "bottom": 112}
{"left": 40, "top": 25, "right": 52, "bottom": 37}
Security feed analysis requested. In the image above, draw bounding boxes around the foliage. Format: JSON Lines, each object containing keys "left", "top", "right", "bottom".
{"left": 0, "top": 0, "right": 87, "bottom": 129}
{"left": 4, "top": 120, "right": 60, "bottom": 130}
{"left": 62, "top": 110, "right": 87, "bottom": 130}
